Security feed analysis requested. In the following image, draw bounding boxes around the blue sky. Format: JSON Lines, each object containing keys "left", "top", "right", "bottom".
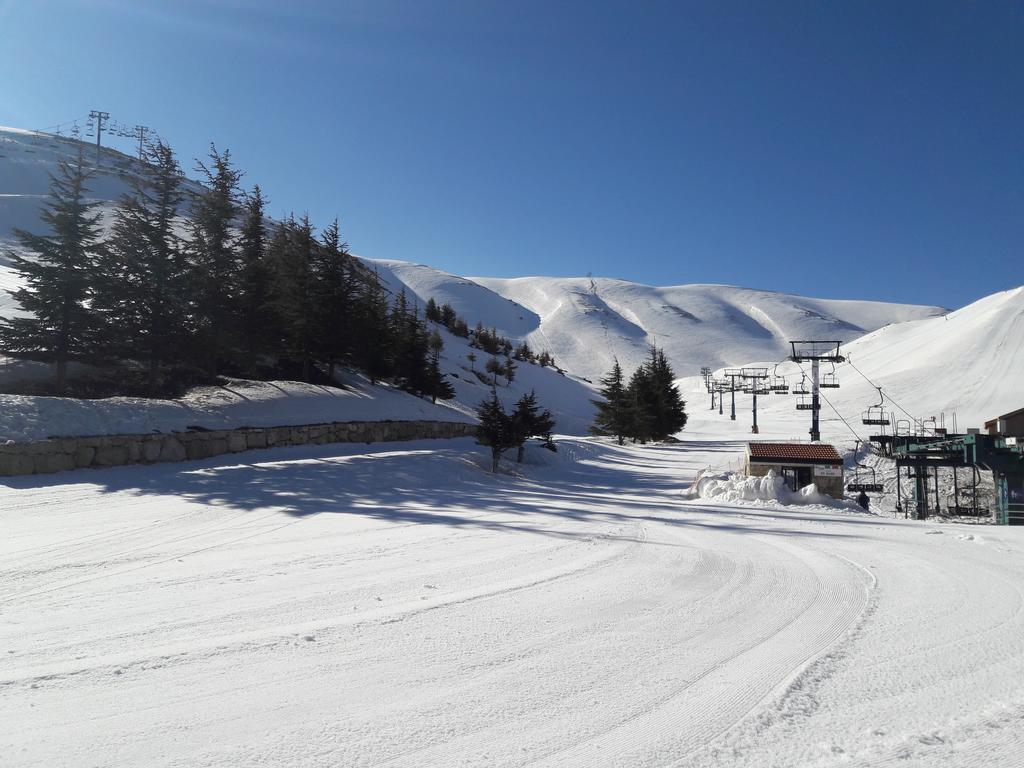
{"left": 3, "top": 0, "right": 1021, "bottom": 308}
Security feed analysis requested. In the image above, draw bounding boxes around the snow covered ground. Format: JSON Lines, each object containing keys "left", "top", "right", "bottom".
{"left": 0, "top": 377, "right": 473, "bottom": 444}
{"left": 3, "top": 436, "right": 1023, "bottom": 767}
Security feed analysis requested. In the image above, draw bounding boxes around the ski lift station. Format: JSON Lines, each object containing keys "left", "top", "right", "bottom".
{"left": 985, "top": 407, "right": 1024, "bottom": 438}
{"left": 745, "top": 442, "right": 844, "bottom": 499}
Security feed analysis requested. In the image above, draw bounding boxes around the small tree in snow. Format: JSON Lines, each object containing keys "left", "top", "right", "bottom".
{"left": 510, "top": 389, "right": 556, "bottom": 462}
{"left": 476, "top": 389, "right": 515, "bottom": 472}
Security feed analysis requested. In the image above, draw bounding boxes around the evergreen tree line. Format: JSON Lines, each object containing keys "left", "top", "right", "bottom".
{"left": 591, "top": 347, "right": 688, "bottom": 443}
{"left": 475, "top": 388, "right": 556, "bottom": 472}
{"left": 0, "top": 143, "right": 456, "bottom": 403}
{"left": 423, "top": 297, "right": 470, "bottom": 338}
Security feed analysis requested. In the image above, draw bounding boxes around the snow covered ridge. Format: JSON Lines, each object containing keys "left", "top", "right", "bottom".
{"left": 0, "top": 378, "right": 473, "bottom": 444}
{"left": 371, "top": 259, "right": 947, "bottom": 384}
{"left": 1, "top": 126, "right": 945, "bottom": 385}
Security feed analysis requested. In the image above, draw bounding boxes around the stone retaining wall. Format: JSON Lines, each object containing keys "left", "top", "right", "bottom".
{"left": 0, "top": 420, "right": 478, "bottom": 477}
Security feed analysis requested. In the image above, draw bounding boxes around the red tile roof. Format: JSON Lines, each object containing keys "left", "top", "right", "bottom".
{"left": 747, "top": 442, "right": 842, "bottom": 463}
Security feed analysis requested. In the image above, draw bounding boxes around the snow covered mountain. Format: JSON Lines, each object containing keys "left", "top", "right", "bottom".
{"left": 375, "top": 259, "right": 946, "bottom": 383}
{"left": 3, "top": 124, "right": 1018, "bottom": 441}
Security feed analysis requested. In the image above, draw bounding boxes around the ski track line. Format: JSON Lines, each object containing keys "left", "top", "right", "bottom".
{"left": 0, "top": 521, "right": 648, "bottom": 688}
{"left": 848, "top": 554, "right": 1024, "bottom": 768}
{"left": 0, "top": 481, "right": 582, "bottom": 606}
{"left": 680, "top": 552, "right": 880, "bottom": 768}
{"left": 370, "top": 526, "right": 867, "bottom": 768}
{"left": 521, "top": 536, "right": 871, "bottom": 768}
{"left": 365, "top": 539, "right": 749, "bottom": 768}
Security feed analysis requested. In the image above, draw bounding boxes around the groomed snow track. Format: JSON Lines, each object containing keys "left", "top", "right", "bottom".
{"left": 2, "top": 437, "right": 1023, "bottom": 767}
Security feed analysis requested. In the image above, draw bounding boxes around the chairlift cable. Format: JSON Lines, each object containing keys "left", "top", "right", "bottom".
{"left": 793, "top": 361, "right": 867, "bottom": 444}
{"left": 844, "top": 356, "right": 921, "bottom": 424}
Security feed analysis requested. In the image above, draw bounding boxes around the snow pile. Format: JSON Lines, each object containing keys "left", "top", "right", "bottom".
{"left": 689, "top": 469, "right": 857, "bottom": 509}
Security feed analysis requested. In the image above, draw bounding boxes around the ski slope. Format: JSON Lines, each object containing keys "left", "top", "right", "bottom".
{"left": 3, "top": 436, "right": 1023, "bottom": 767}
{"left": 366, "top": 260, "right": 946, "bottom": 384}
{"left": 679, "top": 285, "right": 1024, "bottom": 452}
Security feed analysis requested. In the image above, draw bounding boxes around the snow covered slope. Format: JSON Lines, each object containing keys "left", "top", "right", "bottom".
{"left": 4, "top": 436, "right": 1024, "bottom": 766}
{"left": 0, "top": 125, "right": 203, "bottom": 241}
{"left": 369, "top": 258, "right": 945, "bottom": 383}
{"left": 471, "top": 276, "right": 946, "bottom": 382}
{"left": 4, "top": 123, "right": 1011, "bottom": 443}
{"left": 678, "top": 285, "right": 1024, "bottom": 451}
{"left": 0, "top": 377, "right": 474, "bottom": 444}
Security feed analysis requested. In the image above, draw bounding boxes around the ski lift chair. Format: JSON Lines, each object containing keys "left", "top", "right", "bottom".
{"left": 847, "top": 442, "right": 884, "bottom": 493}
{"left": 770, "top": 375, "right": 789, "bottom": 393}
{"left": 743, "top": 378, "right": 769, "bottom": 395}
{"left": 847, "top": 465, "right": 883, "bottom": 493}
{"left": 862, "top": 388, "right": 891, "bottom": 426}
{"left": 795, "top": 393, "right": 819, "bottom": 411}
{"left": 793, "top": 377, "right": 810, "bottom": 395}
{"left": 820, "top": 372, "right": 840, "bottom": 388}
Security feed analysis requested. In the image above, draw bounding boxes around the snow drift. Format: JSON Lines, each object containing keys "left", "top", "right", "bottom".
{"left": 687, "top": 469, "right": 860, "bottom": 510}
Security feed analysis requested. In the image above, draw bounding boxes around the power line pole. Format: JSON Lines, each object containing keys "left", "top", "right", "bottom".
{"left": 89, "top": 109, "right": 110, "bottom": 166}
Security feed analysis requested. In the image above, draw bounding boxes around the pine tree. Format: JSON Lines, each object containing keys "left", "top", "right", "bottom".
{"left": 503, "top": 356, "right": 517, "bottom": 387}
{"left": 440, "top": 302, "right": 457, "bottom": 328}
{"left": 236, "top": 185, "right": 272, "bottom": 370}
{"left": 188, "top": 145, "right": 243, "bottom": 376}
{"left": 485, "top": 356, "right": 504, "bottom": 387}
{"left": 0, "top": 150, "right": 103, "bottom": 393}
{"left": 424, "top": 331, "right": 455, "bottom": 404}
{"left": 391, "top": 295, "right": 431, "bottom": 395}
{"left": 476, "top": 389, "right": 514, "bottom": 472}
{"left": 424, "top": 297, "right": 441, "bottom": 323}
{"left": 352, "top": 268, "right": 393, "bottom": 383}
{"left": 314, "top": 217, "right": 355, "bottom": 382}
{"left": 510, "top": 389, "right": 556, "bottom": 462}
{"left": 93, "top": 141, "right": 190, "bottom": 395}
{"left": 513, "top": 341, "right": 534, "bottom": 362}
{"left": 624, "top": 366, "right": 655, "bottom": 443}
{"left": 643, "top": 346, "right": 687, "bottom": 439}
{"left": 266, "top": 214, "right": 320, "bottom": 380}
{"left": 591, "top": 358, "right": 629, "bottom": 444}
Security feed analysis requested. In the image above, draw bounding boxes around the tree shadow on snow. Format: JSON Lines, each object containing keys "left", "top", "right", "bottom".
{"left": 4, "top": 438, "right": 866, "bottom": 543}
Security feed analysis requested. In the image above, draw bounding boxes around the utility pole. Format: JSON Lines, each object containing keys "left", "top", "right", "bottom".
{"left": 788, "top": 341, "right": 845, "bottom": 442}
{"left": 89, "top": 109, "right": 110, "bottom": 166}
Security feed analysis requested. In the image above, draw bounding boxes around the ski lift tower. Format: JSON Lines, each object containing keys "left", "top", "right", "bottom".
{"left": 700, "top": 367, "right": 713, "bottom": 410}
{"left": 788, "top": 341, "right": 845, "bottom": 442}
{"left": 741, "top": 367, "right": 769, "bottom": 434}
{"left": 723, "top": 369, "right": 743, "bottom": 421}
